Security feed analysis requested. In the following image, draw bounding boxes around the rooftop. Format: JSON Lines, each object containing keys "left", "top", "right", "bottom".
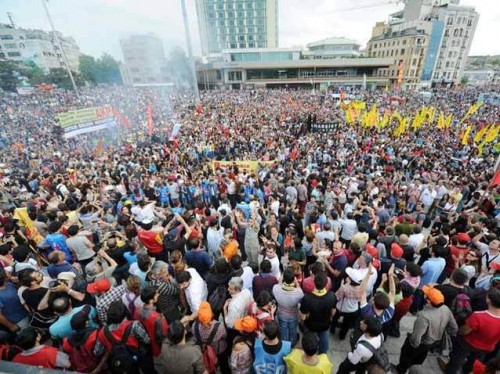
{"left": 307, "top": 37, "right": 360, "bottom": 49}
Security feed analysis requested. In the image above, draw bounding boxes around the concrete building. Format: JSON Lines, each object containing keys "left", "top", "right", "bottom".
{"left": 0, "top": 23, "right": 80, "bottom": 72}
{"left": 120, "top": 34, "right": 169, "bottom": 85}
{"left": 303, "top": 37, "right": 361, "bottom": 59}
{"left": 462, "top": 69, "right": 499, "bottom": 85}
{"left": 366, "top": 0, "right": 478, "bottom": 88}
{"left": 196, "top": 48, "right": 393, "bottom": 90}
{"left": 195, "top": 0, "right": 278, "bottom": 56}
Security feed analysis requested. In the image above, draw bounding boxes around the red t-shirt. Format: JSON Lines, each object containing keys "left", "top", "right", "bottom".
{"left": 138, "top": 230, "right": 163, "bottom": 255}
{"left": 464, "top": 311, "right": 500, "bottom": 352}
{"left": 302, "top": 276, "right": 332, "bottom": 294}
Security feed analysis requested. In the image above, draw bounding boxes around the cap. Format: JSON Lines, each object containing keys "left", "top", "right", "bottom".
{"left": 87, "top": 278, "right": 111, "bottom": 294}
{"left": 197, "top": 302, "right": 213, "bottom": 325}
{"left": 422, "top": 285, "right": 445, "bottom": 305}
{"left": 345, "top": 267, "right": 364, "bottom": 284}
{"left": 361, "top": 251, "right": 373, "bottom": 264}
{"left": 123, "top": 200, "right": 132, "bottom": 206}
{"left": 57, "top": 272, "right": 76, "bottom": 282}
{"left": 390, "top": 243, "right": 404, "bottom": 259}
{"left": 223, "top": 241, "right": 239, "bottom": 261}
{"left": 456, "top": 232, "right": 471, "bottom": 244}
{"left": 365, "top": 243, "right": 378, "bottom": 258}
{"left": 142, "top": 218, "right": 153, "bottom": 225}
{"left": 85, "top": 261, "right": 102, "bottom": 280}
{"left": 234, "top": 316, "right": 258, "bottom": 333}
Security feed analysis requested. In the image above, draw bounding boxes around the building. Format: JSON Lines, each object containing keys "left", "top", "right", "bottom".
{"left": 196, "top": 48, "right": 393, "bottom": 90}
{"left": 366, "top": 0, "right": 478, "bottom": 88}
{"left": 120, "top": 34, "right": 169, "bottom": 85}
{"left": 195, "top": 0, "right": 278, "bottom": 56}
{"left": 303, "top": 37, "right": 361, "bottom": 59}
{"left": 0, "top": 23, "right": 81, "bottom": 72}
{"left": 462, "top": 69, "right": 499, "bottom": 85}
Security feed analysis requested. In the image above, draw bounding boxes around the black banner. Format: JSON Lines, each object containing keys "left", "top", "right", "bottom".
{"left": 310, "top": 122, "right": 338, "bottom": 133}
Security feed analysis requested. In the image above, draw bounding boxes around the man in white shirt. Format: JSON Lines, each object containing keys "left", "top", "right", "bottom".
{"left": 177, "top": 268, "right": 208, "bottom": 324}
{"left": 339, "top": 212, "right": 358, "bottom": 245}
{"left": 408, "top": 225, "right": 425, "bottom": 250}
{"left": 224, "top": 277, "right": 254, "bottom": 328}
{"left": 315, "top": 222, "right": 336, "bottom": 247}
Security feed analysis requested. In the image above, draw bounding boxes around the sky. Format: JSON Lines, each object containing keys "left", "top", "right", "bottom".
{"left": 1, "top": 0, "right": 499, "bottom": 61}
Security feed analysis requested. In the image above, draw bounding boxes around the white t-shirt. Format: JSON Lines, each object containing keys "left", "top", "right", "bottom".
{"left": 349, "top": 334, "right": 383, "bottom": 364}
{"left": 266, "top": 255, "right": 281, "bottom": 280}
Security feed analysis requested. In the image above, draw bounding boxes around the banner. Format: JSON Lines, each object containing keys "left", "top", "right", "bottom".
{"left": 170, "top": 123, "right": 183, "bottom": 140}
{"left": 63, "top": 117, "right": 117, "bottom": 139}
{"left": 58, "top": 107, "right": 118, "bottom": 138}
{"left": 310, "top": 123, "right": 339, "bottom": 132}
{"left": 147, "top": 105, "right": 154, "bottom": 136}
{"left": 212, "top": 160, "right": 277, "bottom": 175}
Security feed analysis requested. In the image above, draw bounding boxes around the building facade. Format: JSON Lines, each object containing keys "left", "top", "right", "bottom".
{"left": 366, "top": 0, "right": 478, "bottom": 88}
{"left": 197, "top": 48, "right": 393, "bottom": 90}
{"left": 303, "top": 37, "right": 361, "bottom": 59}
{"left": 195, "top": 0, "right": 278, "bottom": 56}
{"left": 120, "top": 34, "right": 169, "bottom": 85}
{"left": 0, "top": 23, "right": 80, "bottom": 72}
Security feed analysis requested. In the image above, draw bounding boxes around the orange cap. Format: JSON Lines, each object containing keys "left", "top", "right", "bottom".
{"left": 422, "top": 285, "right": 445, "bottom": 305}
{"left": 197, "top": 302, "right": 213, "bottom": 325}
{"left": 365, "top": 243, "right": 378, "bottom": 258}
{"left": 234, "top": 316, "right": 258, "bottom": 333}
{"left": 390, "top": 243, "right": 404, "bottom": 259}
{"left": 223, "top": 241, "right": 239, "bottom": 261}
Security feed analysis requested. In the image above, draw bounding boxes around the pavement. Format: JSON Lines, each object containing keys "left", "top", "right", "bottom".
{"left": 324, "top": 314, "right": 443, "bottom": 373}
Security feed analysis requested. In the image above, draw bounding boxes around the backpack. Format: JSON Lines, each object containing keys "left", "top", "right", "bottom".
{"left": 450, "top": 290, "right": 473, "bottom": 325}
{"left": 104, "top": 325, "right": 139, "bottom": 374}
{"left": 208, "top": 284, "right": 228, "bottom": 315}
{"left": 64, "top": 330, "right": 99, "bottom": 372}
{"left": 195, "top": 322, "right": 220, "bottom": 374}
{"left": 357, "top": 339, "right": 391, "bottom": 372}
{"left": 0, "top": 344, "right": 21, "bottom": 361}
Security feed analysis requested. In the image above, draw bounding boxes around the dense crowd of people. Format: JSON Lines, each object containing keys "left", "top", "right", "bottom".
{"left": 0, "top": 84, "right": 499, "bottom": 374}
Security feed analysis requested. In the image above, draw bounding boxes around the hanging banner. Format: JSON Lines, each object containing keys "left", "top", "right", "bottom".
{"left": 58, "top": 107, "right": 117, "bottom": 138}
{"left": 212, "top": 160, "right": 277, "bottom": 175}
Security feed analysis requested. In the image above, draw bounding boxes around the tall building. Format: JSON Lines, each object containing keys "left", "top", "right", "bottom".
{"left": 195, "top": 0, "right": 278, "bottom": 56}
{"left": 0, "top": 23, "right": 81, "bottom": 72}
{"left": 366, "top": 0, "right": 478, "bottom": 88}
{"left": 120, "top": 34, "right": 169, "bottom": 85}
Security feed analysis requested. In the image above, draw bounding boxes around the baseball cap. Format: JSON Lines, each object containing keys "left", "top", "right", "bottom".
{"left": 345, "top": 267, "right": 364, "bottom": 284}
{"left": 197, "top": 302, "right": 213, "bottom": 325}
{"left": 223, "top": 241, "right": 239, "bottom": 261}
{"left": 87, "top": 278, "right": 111, "bottom": 294}
{"left": 234, "top": 316, "right": 258, "bottom": 333}
{"left": 57, "top": 272, "right": 76, "bottom": 282}
{"left": 390, "top": 243, "right": 404, "bottom": 259}
{"left": 422, "top": 285, "right": 445, "bottom": 305}
{"left": 456, "top": 232, "right": 471, "bottom": 244}
{"left": 142, "top": 218, "right": 154, "bottom": 225}
{"left": 365, "top": 243, "right": 378, "bottom": 258}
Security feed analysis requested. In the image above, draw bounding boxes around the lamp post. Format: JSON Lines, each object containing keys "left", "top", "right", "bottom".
{"left": 41, "top": 0, "right": 79, "bottom": 97}
{"left": 180, "top": 0, "right": 200, "bottom": 103}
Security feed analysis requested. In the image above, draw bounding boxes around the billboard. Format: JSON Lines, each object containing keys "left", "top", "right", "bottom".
{"left": 58, "top": 107, "right": 117, "bottom": 139}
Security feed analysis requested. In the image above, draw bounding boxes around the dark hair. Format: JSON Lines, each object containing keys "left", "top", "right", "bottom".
{"left": 168, "top": 320, "right": 185, "bottom": 345}
{"left": 256, "top": 290, "right": 273, "bottom": 309}
{"left": 52, "top": 296, "right": 71, "bottom": 315}
{"left": 282, "top": 267, "right": 295, "bottom": 284}
{"left": 15, "top": 326, "right": 39, "bottom": 350}
{"left": 301, "top": 332, "right": 319, "bottom": 356}
{"left": 214, "top": 258, "right": 231, "bottom": 274}
{"left": 364, "top": 317, "right": 383, "bottom": 336}
{"left": 47, "top": 220, "right": 62, "bottom": 234}
{"left": 106, "top": 300, "right": 128, "bottom": 324}
{"left": 137, "top": 252, "right": 151, "bottom": 272}
{"left": 141, "top": 286, "right": 157, "bottom": 304}
{"left": 67, "top": 225, "right": 80, "bottom": 237}
{"left": 487, "top": 287, "right": 500, "bottom": 308}
{"left": 406, "top": 262, "right": 421, "bottom": 277}
{"left": 176, "top": 270, "right": 192, "bottom": 284}
{"left": 310, "top": 262, "right": 324, "bottom": 276}
{"left": 12, "top": 245, "right": 30, "bottom": 262}
{"left": 314, "top": 272, "right": 328, "bottom": 290}
{"left": 19, "top": 268, "right": 37, "bottom": 287}
{"left": 230, "top": 254, "right": 242, "bottom": 271}
{"left": 260, "top": 259, "right": 272, "bottom": 274}
{"left": 401, "top": 282, "right": 415, "bottom": 298}
{"left": 263, "top": 320, "right": 279, "bottom": 340}
{"left": 248, "top": 262, "right": 259, "bottom": 274}
{"left": 373, "top": 292, "right": 390, "bottom": 310}
{"left": 187, "top": 238, "right": 200, "bottom": 250}
{"left": 451, "top": 268, "right": 469, "bottom": 286}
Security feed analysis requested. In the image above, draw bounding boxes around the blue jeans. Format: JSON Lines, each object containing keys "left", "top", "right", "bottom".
{"left": 278, "top": 315, "right": 298, "bottom": 346}
{"left": 317, "top": 329, "right": 329, "bottom": 354}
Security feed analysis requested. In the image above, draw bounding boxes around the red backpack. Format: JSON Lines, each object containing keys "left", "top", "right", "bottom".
{"left": 194, "top": 322, "right": 220, "bottom": 374}
{"left": 62, "top": 329, "right": 99, "bottom": 373}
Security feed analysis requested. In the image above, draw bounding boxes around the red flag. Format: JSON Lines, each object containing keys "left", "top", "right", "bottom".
{"left": 196, "top": 103, "right": 202, "bottom": 114}
{"left": 93, "top": 139, "right": 104, "bottom": 158}
{"left": 490, "top": 169, "right": 500, "bottom": 187}
{"left": 147, "top": 105, "right": 154, "bottom": 135}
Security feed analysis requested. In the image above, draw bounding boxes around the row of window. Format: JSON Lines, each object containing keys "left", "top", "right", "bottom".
{"left": 0, "top": 51, "right": 21, "bottom": 57}
{"left": 447, "top": 16, "right": 474, "bottom": 27}
{"left": 372, "top": 39, "right": 407, "bottom": 49}
{"left": 433, "top": 71, "right": 459, "bottom": 80}
{"left": 208, "top": 0, "right": 267, "bottom": 12}
{"left": 0, "top": 34, "right": 14, "bottom": 40}
{"left": 207, "top": 10, "right": 266, "bottom": 19}
{"left": 218, "top": 33, "right": 266, "bottom": 42}
{"left": 209, "top": 18, "right": 266, "bottom": 27}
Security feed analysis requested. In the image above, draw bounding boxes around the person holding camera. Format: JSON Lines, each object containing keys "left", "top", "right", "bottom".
{"left": 49, "top": 295, "right": 98, "bottom": 340}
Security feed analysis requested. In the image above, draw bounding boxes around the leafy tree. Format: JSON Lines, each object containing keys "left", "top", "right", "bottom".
{"left": 19, "top": 61, "right": 47, "bottom": 85}
{"left": 45, "top": 68, "right": 84, "bottom": 89}
{"left": 78, "top": 53, "right": 122, "bottom": 85}
{"left": 460, "top": 76, "right": 469, "bottom": 85}
{"left": 0, "top": 60, "right": 19, "bottom": 92}
{"left": 79, "top": 54, "right": 98, "bottom": 84}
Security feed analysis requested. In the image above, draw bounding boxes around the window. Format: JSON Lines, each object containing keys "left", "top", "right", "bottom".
{"left": 0, "top": 53, "right": 4, "bottom": 58}
{"left": 402, "top": 39, "right": 407, "bottom": 45}
{"left": 412, "top": 58, "right": 417, "bottom": 66}
{"left": 3, "top": 43, "right": 17, "bottom": 49}
{"left": 7, "top": 51, "right": 20, "bottom": 57}
{"left": 444, "top": 29, "right": 449, "bottom": 37}
{"left": 228, "top": 71, "right": 242, "bottom": 81}
{"left": 400, "top": 48, "right": 405, "bottom": 55}
{"left": 0, "top": 34, "right": 14, "bottom": 40}
{"left": 391, "top": 50, "right": 394, "bottom": 56}
{"left": 447, "top": 17, "right": 453, "bottom": 25}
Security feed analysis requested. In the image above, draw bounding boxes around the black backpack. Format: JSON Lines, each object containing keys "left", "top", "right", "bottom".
{"left": 357, "top": 339, "right": 391, "bottom": 372}
{"left": 208, "top": 284, "right": 228, "bottom": 315}
{"left": 104, "top": 325, "right": 139, "bottom": 374}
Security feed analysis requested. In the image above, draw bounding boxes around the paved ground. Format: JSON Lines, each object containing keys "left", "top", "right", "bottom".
{"left": 324, "top": 315, "right": 443, "bottom": 373}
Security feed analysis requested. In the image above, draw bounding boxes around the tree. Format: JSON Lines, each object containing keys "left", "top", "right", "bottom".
{"left": 79, "top": 54, "right": 98, "bottom": 85}
{"left": 168, "top": 46, "right": 193, "bottom": 88}
{"left": 78, "top": 53, "right": 122, "bottom": 85}
{"left": 460, "top": 76, "right": 469, "bottom": 86}
{"left": 19, "top": 61, "right": 47, "bottom": 85}
{"left": 45, "top": 68, "right": 84, "bottom": 90}
{"left": 0, "top": 60, "right": 20, "bottom": 92}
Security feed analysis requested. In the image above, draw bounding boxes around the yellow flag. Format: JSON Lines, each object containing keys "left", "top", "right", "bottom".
{"left": 474, "top": 125, "right": 490, "bottom": 143}
{"left": 461, "top": 125, "right": 472, "bottom": 145}
{"left": 391, "top": 111, "right": 402, "bottom": 124}
{"left": 394, "top": 117, "right": 408, "bottom": 137}
{"left": 444, "top": 114, "right": 453, "bottom": 128}
{"left": 437, "top": 111, "right": 445, "bottom": 129}
{"left": 460, "top": 102, "right": 483, "bottom": 124}
{"left": 484, "top": 124, "right": 500, "bottom": 143}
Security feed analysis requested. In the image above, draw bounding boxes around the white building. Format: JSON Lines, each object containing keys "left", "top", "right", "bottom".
{"left": 0, "top": 23, "right": 81, "bottom": 72}
{"left": 120, "top": 34, "right": 169, "bottom": 85}
{"left": 303, "top": 37, "right": 361, "bottom": 59}
{"left": 195, "top": 0, "right": 278, "bottom": 56}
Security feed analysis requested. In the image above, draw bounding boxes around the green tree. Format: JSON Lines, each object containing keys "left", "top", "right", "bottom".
{"left": 460, "top": 76, "right": 469, "bottom": 85}
{"left": 168, "top": 46, "right": 192, "bottom": 88}
{"left": 19, "top": 61, "right": 47, "bottom": 85}
{"left": 0, "top": 60, "right": 20, "bottom": 92}
{"left": 96, "top": 53, "right": 122, "bottom": 85}
{"left": 79, "top": 54, "right": 98, "bottom": 84}
{"left": 45, "top": 68, "right": 84, "bottom": 89}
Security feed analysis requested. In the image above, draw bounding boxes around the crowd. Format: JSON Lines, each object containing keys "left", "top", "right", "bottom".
{"left": 0, "top": 84, "right": 499, "bottom": 374}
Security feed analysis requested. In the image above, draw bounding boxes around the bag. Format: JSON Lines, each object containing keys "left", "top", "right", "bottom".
{"left": 0, "top": 344, "right": 21, "bottom": 361}
{"left": 358, "top": 339, "right": 391, "bottom": 372}
{"left": 450, "top": 290, "right": 472, "bottom": 325}
{"left": 208, "top": 284, "right": 228, "bottom": 315}
{"left": 126, "top": 293, "right": 139, "bottom": 319}
{"left": 482, "top": 252, "right": 499, "bottom": 271}
{"left": 104, "top": 325, "right": 139, "bottom": 374}
{"left": 65, "top": 330, "right": 99, "bottom": 372}
{"left": 195, "top": 322, "right": 220, "bottom": 373}
{"left": 154, "top": 315, "right": 167, "bottom": 345}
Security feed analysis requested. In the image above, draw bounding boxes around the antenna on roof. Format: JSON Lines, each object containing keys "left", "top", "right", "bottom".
{"left": 7, "top": 12, "right": 16, "bottom": 28}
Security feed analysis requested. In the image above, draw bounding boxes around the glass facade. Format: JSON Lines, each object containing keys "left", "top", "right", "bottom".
{"left": 230, "top": 51, "right": 293, "bottom": 62}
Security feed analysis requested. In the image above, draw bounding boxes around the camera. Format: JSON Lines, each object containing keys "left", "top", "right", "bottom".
{"left": 49, "top": 280, "right": 67, "bottom": 288}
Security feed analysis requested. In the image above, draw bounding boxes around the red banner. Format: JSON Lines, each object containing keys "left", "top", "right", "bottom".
{"left": 147, "top": 105, "right": 154, "bottom": 135}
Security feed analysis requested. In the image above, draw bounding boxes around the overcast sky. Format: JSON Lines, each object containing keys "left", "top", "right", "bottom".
{"left": 1, "top": 0, "right": 499, "bottom": 60}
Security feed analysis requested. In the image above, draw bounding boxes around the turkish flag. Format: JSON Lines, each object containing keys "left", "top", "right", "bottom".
{"left": 490, "top": 169, "right": 500, "bottom": 187}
